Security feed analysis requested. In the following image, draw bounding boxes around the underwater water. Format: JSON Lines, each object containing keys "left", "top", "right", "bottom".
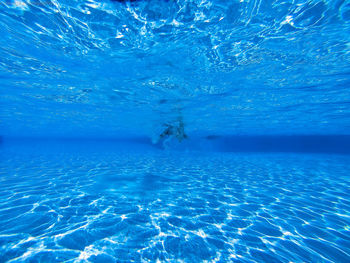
{"left": 1, "top": 141, "right": 350, "bottom": 262}
{"left": 0, "top": 0, "right": 350, "bottom": 136}
{"left": 1, "top": 0, "right": 350, "bottom": 262}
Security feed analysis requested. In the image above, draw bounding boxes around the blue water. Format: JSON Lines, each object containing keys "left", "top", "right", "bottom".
{"left": 1, "top": 141, "right": 350, "bottom": 262}
{"left": 1, "top": 0, "right": 350, "bottom": 262}
{"left": 0, "top": 0, "right": 350, "bottom": 137}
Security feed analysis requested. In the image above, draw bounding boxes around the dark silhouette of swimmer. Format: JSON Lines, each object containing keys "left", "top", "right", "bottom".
{"left": 159, "top": 117, "right": 187, "bottom": 143}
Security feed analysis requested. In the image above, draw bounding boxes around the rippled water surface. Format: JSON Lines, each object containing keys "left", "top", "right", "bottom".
{"left": 0, "top": 0, "right": 350, "bottom": 136}
{"left": 0, "top": 144, "right": 350, "bottom": 262}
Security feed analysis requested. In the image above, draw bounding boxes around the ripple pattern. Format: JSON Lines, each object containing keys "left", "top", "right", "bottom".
{"left": 0, "top": 150, "right": 349, "bottom": 262}
{"left": 0, "top": 0, "right": 349, "bottom": 136}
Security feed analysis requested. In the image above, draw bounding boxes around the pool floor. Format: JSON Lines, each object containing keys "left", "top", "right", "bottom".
{"left": 0, "top": 150, "right": 349, "bottom": 262}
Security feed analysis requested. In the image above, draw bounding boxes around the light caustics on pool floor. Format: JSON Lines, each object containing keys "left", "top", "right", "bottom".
{"left": 0, "top": 150, "right": 349, "bottom": 262}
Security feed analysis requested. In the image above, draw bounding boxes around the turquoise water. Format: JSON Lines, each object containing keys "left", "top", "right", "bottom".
{"left": 1, "top": 142, "right": 350, "bottom": 262}
{"left": 1, "top": 0, "right": 350, "bottom": 262}
{"left": 0, "top": 0, "right": 349, "bottom": 137}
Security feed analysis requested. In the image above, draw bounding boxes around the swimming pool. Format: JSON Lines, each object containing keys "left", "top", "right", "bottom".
{"left": 0, "top": 141, "right": 349, "bottom": 262}
{"left": 0, "top": 0, "right": 350, "bottom": 262}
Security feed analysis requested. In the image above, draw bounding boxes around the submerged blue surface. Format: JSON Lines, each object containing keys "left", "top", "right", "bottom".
{"left": 1, "top": 0, "right": 350, "bottom": 262}
{"left": 1, "top": 141, "right": 350, "bottom": 262}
